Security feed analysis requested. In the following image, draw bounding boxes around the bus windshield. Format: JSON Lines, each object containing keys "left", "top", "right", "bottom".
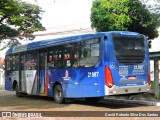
{"left": 113, "top": 36, "right": 145, "bottom": 65}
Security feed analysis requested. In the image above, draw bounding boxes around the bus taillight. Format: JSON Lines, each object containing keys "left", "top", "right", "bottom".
{"left": 105, "top": 66, "right": 114, "bottom": 88}
{"left": 148, "top": 73, "right": 151, "bottom": 85}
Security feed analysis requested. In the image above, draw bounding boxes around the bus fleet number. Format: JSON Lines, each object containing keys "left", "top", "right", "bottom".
{"left": 88, "top": 72, "right": 99, "bottom": 77}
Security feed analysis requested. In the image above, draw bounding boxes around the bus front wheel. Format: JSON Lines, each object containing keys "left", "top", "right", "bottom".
{"left": 54, "top": 85, "right": 64, "bottom": 104}
{"left": 15, "top": 84, "right": 22, "bottom": 97}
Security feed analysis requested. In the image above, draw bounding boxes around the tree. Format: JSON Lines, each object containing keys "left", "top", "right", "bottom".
{"left": 0, "top": 0, "right": 45, "bottom": 50}
{"left": 140, "top": 0, "right": 160, "bottom": 14}
{"left": 90, "top": 0, "right": 160, "bottom": 41}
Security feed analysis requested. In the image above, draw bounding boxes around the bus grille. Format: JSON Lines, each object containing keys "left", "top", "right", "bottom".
{"left": 116, "top": 55, "right": 145, "bottom": 65}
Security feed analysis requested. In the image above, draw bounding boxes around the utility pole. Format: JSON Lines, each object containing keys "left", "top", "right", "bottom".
{"left": 154, "top": 59, "right": 160, "bottom": 99}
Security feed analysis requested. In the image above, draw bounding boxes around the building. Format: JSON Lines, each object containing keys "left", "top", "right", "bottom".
{"left": 0, "top": 57, "right": 4, "bottom": 85}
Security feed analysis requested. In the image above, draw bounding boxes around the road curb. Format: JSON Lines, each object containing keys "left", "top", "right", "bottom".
{"left": 104, "top": 98, "right": 160, "bottom": 106}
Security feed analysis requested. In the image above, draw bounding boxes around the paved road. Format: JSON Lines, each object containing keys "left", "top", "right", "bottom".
{"left": 0, "top": 90, "right": 160, "bottom": 120}
{"left": 0, "top": 86, "right": 4, "bottom": 90}
{"left": 0, "top": 90, "right": 159, "bottom": 111}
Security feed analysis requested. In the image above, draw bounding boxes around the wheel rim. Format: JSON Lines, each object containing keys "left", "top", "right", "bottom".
{"left": 55, "top": 88, "right": 62, "bottom": 101}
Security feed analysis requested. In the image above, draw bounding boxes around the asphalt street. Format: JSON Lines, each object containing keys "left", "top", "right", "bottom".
{"left": 0, "top": 85, "right": 160, "bottom": 106}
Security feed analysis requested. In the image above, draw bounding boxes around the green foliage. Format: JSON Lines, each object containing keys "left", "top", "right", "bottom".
{"left": 91, "top": 0, "right": 131, "bottom": 31}
{"left": 91, "top": 0, "right": 160, "bottom": 41}
{"left": 0, "top": 0, "right": 45, "bottom": 50}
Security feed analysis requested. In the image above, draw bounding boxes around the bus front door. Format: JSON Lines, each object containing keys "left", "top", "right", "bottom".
{"left": 39, "top": 52, "right": 48, "bottom": 95}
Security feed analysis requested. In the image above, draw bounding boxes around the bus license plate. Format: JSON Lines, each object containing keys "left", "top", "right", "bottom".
{"left": 128, "top": 76, "right": 136, "bottom": 80}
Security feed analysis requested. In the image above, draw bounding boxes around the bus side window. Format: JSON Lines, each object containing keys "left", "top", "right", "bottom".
{"left": 79, "top": 38, "right": 100, "bottom": 67}
{"left": 53, "top": 46, "right": 63, "bottom": 68}
{"left": 47, "top": 50, "right": 54, "bottom": 68}
{"left": 26, "top": 53, "right": 37, "bottom": 70}
{"left": 20, "top": 55, "right": 26, "bottom": 70}
{"left": 6, "top": 56, "right": 12, "bottom": 71}
{"left": 12, "top": 55, "right": 19, "bottom": 71}
{"left": 72, "top": 42, "right": 80, "bottom": 68}
{"left": 64, "top": 44, "right": 72, "bottom": 68}
{"left": 12, "top": 56, "right": 16, "bottom": 70}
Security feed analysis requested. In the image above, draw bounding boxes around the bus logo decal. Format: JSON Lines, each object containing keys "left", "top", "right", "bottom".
{"left": 110, "top": 62, "right": 115, "bottom": 69}
{"left": 65, "top": 70, "right": 69, "bottom": 78}
{"left": 62, "top": 70, "right": 71, "bottom": 80}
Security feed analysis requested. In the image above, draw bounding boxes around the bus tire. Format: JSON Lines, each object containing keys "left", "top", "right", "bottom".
{"left": 54, "top": 85, "right": 64, "bottom": 104}
{"left": 15, "top": 84, "right": 22, "bottom": 97}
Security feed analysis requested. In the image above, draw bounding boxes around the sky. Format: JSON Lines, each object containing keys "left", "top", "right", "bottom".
{"left": 39, "top": 0, "right": 92, "bottom": 28}
{"left": 24, "top": 0, "right": 93, "bottom": 33}
{"left": 0, "top": 0, "right": 93, "bottom": 57}
{"left": 0, "top": 0, "right": 160, "bottom": 57}
{"left": 33, "top": 0, "right": 94, "bottom": 40}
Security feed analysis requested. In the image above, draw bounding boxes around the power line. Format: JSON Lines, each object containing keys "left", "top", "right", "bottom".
{"left": 45, "top": 22, "right": 91, "bottom": 29}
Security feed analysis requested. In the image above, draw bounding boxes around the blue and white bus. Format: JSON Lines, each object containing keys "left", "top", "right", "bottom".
{"left": 5, "top": 31, "right": 150, "bottom": 103}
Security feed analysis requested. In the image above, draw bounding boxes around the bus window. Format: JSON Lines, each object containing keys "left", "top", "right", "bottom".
{"left": 40, "top": 52, "right": 47, "bottom": 70}
{"left": 72, "top": 42, "right": 80, "bottom": 68}
{"left": 26, "top": 53, "right": 37, "bottom": 70}
{"left": 79, "top": 38, "right": 100, "bottom": 67}
{"left": 13, "top": 55, "right": 19, "bottom": 71}
{"left": 6, "top": 56, "right": 12, "bottom": 70}
{"left": 6, "top": 55, "right": 19, "bottom": 71}
{"left": 64, "top": 44, "right": 72, "bottom": 68}
{"left": 91, "top": 43, "right": 100, "bottom": 57}
{"left": 16, "top": 55, "right": 19, "bottom": 70}
{"left": 53, "top": 46, "right": 63, "bottom": 68}
{"left": 47, "top": 50, "right": 54, "bottom": 68}
{"left": 20, "top": 55, "right": 26, "bottom": 70}
{"left": 12, "top": 56, "right": 16, "bottom": 70}
{"left": 113, "top": 36, "right": 145, "bottom": 64}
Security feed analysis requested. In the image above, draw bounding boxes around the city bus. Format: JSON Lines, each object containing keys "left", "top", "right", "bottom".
{"left": 4, "top": 31, "right": 150, "bottom": 103}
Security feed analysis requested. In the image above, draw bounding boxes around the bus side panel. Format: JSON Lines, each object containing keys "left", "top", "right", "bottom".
{"left": 48, "top": 69, "right": 81, "bottom": 98}
{"left": 5, "top": 76, "right": 12, "bottom": 91}
{"left": 79, "top": 67, "right": 105, "bottom": 97}
{"left": 21, "top": 71, "right": 26, "bottom": 92}
{"left": 25, "top": 70, "right": 37, "bottom": 94}
{"left": 5, "top": 71, "right": 19, "bottom": 91}
{"left": 52, "top": 67, "right": 105, "bottom": 98}
{"left": 63, "top": 84, "right": 81, "bottom": 98}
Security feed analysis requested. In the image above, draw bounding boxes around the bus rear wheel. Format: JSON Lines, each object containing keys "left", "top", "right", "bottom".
{"left": 15, "top": 84, "right": 22, "bottom": 97}
{"left": 54, "top": 85, "right": 64, "bottom": 104}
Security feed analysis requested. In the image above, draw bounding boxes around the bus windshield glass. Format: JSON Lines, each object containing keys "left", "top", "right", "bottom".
{"left": 113, "top": 36, "right": 145, "bottom": 65}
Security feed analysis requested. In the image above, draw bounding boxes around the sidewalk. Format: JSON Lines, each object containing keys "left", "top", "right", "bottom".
{"left": 133, "top": 90, "right": 160, "bottom": 102}
{"left": 104, "top": 89, "right": 160, "bottom": 106}
{"left": 0, "top": 85, "right": 4, "bottom": 90}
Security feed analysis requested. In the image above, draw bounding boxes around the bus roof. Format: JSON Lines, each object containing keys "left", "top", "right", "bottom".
{"left": 5, "top": 31, "right": 141, "bottom": 55}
